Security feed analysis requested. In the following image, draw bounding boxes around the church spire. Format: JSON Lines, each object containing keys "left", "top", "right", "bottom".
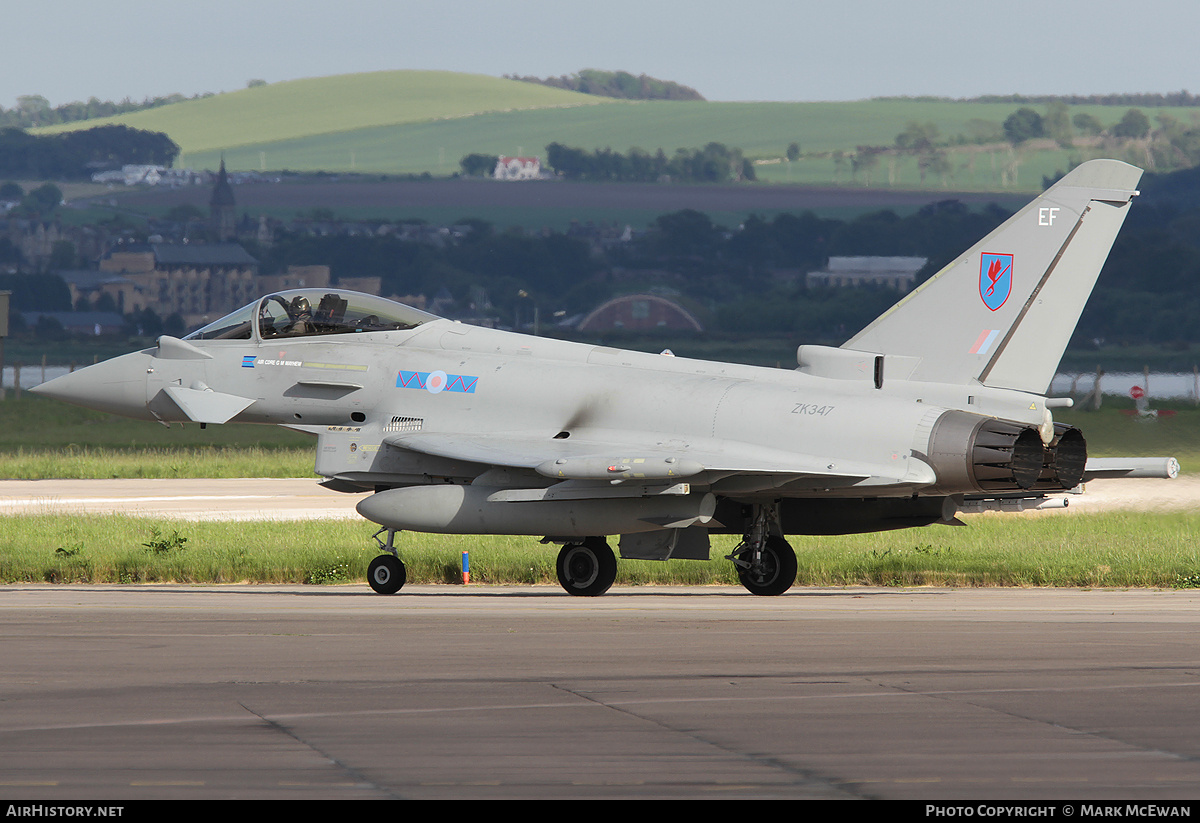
{"left": 209, "top": 156, "right": 236, "bottom": 242}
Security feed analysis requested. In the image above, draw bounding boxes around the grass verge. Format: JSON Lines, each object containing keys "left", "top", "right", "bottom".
{"left": 5, "top": 511, "right": 1198, "bottom": 589}
{"left": 0, "top": 446, "right": 316, "bottom": 479}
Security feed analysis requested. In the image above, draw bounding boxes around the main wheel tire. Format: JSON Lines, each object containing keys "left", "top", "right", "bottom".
{"left": 367, "top": 554, "right": 406, "bottom": 594}
{"left": 556, "top": 541, "right": 617, "bottom": 597}
{"left": 736, "top": 536, "right": 796, "bottom": 596}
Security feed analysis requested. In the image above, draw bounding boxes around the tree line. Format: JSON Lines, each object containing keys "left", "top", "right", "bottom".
{"left": 991, "top": 104, "right": 1200, "bottom": 172}
{"left": 461, "top": 142, "right": 756, "bottom": 183}
{"left": 504, "top": 69, "right": 704, "bottom": 101}
{"left": 878, "top": 91, "right": 1200, "bottom": 108}
{"left": 545, "top": 142, "right": 755, "bottom": 183}
{"left": 0, "top": 125, "right": 180, "bottom": 179}
{"left": 0, "top": 92, "right": 214, "bottom": 130}
{"left": 880, "top": 103, "right": 1200, "bottom": 189}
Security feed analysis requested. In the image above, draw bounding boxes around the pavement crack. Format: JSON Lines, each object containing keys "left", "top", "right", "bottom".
{"left": 239, "top": 702, "right": 403, "bottom": 798}
{"left": 870, "top": 678, "right": 1200, "bottom": 766}
{"left": 548, "top": 683, "right": 867, "bottom": 799}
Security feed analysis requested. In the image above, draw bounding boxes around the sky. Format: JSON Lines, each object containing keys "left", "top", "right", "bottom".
{"left": 7, "top": 0, "right": 1200, "bottom": 110}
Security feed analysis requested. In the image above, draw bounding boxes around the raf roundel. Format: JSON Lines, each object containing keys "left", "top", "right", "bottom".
{"left": 425, "top": 370, "right": 448, "bottom": 394}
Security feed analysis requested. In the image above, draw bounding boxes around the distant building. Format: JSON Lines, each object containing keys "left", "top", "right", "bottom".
{"left": 338, "top": 276, "right": 383, "bottom": 296}
{"left": 99, "top": 242, "right": 259, "bottom": 327}
{"left": 8, "top": 219, "right": 63, "bottom": 265}
{"left": 91, "top": 165, "right": 205, "bottom": 187}
{"left": 577, "top": 294, "right": 703, "bottom": 333}
{"left": 257, "top": 265, "right": 382, "bottom": 299}
{"left": 2, "top": 217, "right": 110, "bottom": 269}
{"left": 59, "top": 270, "right": 138, "bottom": 314}
{"left": 493, "top": 156, "right": 542, "bottom": 180}
{"left": 806, "top": 256, "right": 927, "bottom": 291}
{"left": 91, "top": 165, "right": 164, "bottom": 186}
{"left": 258, "top": 264, "right": 332, "bottom": 294}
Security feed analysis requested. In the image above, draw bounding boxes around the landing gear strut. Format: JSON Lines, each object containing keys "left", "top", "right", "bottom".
{"left": 727, "top": 503, "right": 796, "bottom": 596}
{"left": 556, "top": 539, "right": 617, "bottom": 597}
{"left": 367, "top": 527, "right": 406, "bottom": 594}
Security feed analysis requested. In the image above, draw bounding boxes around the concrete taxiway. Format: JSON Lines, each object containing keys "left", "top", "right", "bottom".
{"left": 2, "top": 584, "right": 1199, "bottom": 800}
{"left": 0, "top": 477, "right": 1195, "bottom": 798}
{"left": 0, "top": 476, "right": 1196, "bottom": 520}
{"left": 0, "top": 478, "right": 365, "bottom": 520}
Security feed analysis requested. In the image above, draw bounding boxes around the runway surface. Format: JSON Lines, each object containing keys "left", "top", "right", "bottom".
{"left": 1, "top": 585, "right": 1199, "bottom": 800}
{"left": 1, "top": 477, "right": 1196, "bottom": 799}
{"left": 0, "top": 478, "right": 365, "bottom": 520}
{"left": 0, "top": 475, "right": 1196, "bottom": 520}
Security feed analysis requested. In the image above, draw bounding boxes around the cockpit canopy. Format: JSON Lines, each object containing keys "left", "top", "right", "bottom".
{"left": 185, "top": 290, "right": 440, "bottom": 341}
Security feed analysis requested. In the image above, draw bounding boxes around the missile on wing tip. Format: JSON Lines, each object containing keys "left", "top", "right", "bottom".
{"left": 356, "top": 484, "right": 716, "bottom": 536}
{"left": 1083, "top": 457, "right": 1180, "bottom": 480}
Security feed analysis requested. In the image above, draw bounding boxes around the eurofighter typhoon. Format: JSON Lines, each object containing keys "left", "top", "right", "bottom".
{"left": 34, "top": 160, "right": 1178, "bottom": 597}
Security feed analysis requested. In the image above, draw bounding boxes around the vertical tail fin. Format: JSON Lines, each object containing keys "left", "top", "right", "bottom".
{"left": 842, "top": 159, "right": 1142, "bottom": 394}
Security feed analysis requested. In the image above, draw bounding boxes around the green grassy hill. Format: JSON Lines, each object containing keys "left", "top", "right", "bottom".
{"left": 37, "top": 70, "right": 616, "bottom": 155}
{"left": 185, "top": 98, "right": 1148, "bottom": 190}
{"left": 37, "top": 70, "right": 1200, "bottom": 192}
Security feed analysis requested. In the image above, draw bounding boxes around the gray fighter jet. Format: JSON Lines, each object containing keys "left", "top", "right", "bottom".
{"left": 34, "top": 159, "right": 1178, "bottom": 597}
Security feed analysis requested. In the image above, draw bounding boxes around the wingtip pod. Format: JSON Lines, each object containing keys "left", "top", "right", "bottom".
{"left": 1082, "top": 456, "right": 1180, "bottom": 481}
{"left": 844, "top": 159, "right": 1143, "bottom": 394}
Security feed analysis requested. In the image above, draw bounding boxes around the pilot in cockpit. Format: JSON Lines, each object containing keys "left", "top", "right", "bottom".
{"left": 288, "top": 296, "right": 314, "bottom": 335}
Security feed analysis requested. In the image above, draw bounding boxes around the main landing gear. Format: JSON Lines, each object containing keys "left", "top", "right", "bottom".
{"left": 726, "top": 503, "right": 797, "bottom": 596}
{"left": 363, "top": 518, "right": 796, "bottom": 597}
{"left": 555, "top": 539, "right": 617, "bottom": 597}
{"left": 367, "top": 528, "right": 406, "bottom": 594}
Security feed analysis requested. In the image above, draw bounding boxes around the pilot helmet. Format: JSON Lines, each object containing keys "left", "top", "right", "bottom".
{"left": 291, "top": 296, "right": 311, "bottom": 315}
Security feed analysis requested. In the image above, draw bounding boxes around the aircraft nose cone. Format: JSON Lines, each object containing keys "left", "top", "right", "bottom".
{"left": 31, "top": 352, "right": 154, "bottom": 420}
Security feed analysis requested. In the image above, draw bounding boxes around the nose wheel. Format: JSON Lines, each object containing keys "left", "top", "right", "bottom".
{"left": 367, "top": 527, "right": 406, "bottom": 594}
{"left": 368, "top": 554, "right": 406, "bottom": 594}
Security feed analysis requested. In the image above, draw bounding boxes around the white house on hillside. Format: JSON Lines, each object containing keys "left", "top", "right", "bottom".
{"left": 91, "top": 165, "right": 165, "bottom": 186}
{"left": 493, "top": 156, "right": 542, "bottom": 180}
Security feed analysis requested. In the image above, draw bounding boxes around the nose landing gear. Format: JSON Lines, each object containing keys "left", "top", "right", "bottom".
{"left": 367, "top": 527, "right": 406, "bottom": 594}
